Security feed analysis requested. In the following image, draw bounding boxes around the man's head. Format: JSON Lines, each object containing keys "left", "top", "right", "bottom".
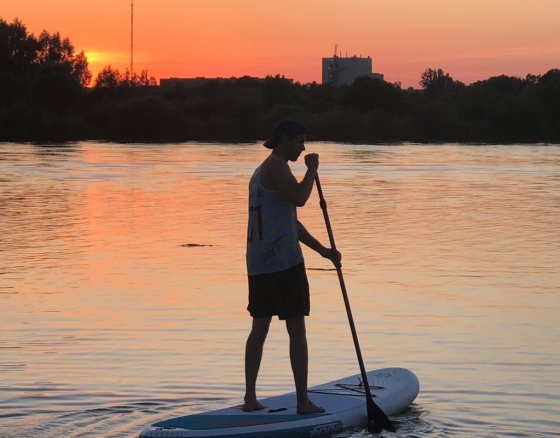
{"left": 263, "top": 119, "right": 307, "bottom": 149}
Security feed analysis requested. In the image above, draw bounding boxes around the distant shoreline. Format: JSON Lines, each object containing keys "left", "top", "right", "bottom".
{"left": 2, "top": 18, "right": 559, "bottom": 145}
{"left": 4, "top": 73, "right": 560, "bottom": 145}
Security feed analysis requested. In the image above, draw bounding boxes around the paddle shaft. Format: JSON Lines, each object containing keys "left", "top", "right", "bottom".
{"left": 315, "top": 175, "right": 395, "bottom": 433}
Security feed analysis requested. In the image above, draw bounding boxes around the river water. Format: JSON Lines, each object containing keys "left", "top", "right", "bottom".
{"left": 1, "top": 141, "right": 559, "bottom": 438}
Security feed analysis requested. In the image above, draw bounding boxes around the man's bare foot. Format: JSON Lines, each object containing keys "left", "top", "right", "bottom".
{"left": 297, "top": 398, "right": 326, "bottom": 415}
{"left": 242, "top": 399, "right": 265, "bottom": 412}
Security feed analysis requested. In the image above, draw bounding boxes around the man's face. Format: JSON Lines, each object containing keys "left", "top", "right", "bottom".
{"left": 286, "top": 134, "right": 306, "bottom": 161}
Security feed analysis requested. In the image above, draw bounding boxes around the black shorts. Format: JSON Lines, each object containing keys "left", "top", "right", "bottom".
{"left": 247, "top": 262, "right": 310, "bottom": 320}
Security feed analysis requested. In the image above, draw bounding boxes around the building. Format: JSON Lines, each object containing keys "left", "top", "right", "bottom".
{"left": 322, "top": 52, "right": 384, "bottom": 86}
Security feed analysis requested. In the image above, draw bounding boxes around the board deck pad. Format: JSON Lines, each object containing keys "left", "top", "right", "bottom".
{"left": 139, "top": 367, "right": 419, "bottom": 438}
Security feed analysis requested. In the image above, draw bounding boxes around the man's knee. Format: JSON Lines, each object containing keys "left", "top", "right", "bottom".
{"left": 250, "top": 317, "right": 271, "bottom": 340}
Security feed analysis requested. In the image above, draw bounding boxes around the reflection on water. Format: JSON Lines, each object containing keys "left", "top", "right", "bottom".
{"left": 1, "top": 142, "right": 559, "bottom": 437}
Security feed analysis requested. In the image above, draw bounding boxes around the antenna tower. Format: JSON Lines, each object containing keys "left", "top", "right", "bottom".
{"left": 130, "top": 0, "right": 134, "bottom": 75}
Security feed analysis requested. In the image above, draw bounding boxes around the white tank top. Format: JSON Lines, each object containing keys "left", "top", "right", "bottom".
{"left": 246, "top": 166, "right": 304, "bottom": 275}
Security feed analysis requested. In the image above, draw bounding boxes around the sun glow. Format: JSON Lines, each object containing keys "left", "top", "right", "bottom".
{"left": 83, "top": 50, "right": 129, "bottom": 78}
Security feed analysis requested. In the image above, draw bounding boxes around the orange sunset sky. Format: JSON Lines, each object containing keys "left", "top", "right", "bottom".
{"left": 3, "top": 0, "right": 560, "bottom": 88}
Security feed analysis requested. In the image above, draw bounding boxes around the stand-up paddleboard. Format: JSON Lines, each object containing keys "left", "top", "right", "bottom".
{"left": 139, "top": 367, "right": 419, "bottom": 438}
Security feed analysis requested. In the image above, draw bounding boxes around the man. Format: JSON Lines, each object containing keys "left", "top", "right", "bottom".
{"left": 243, "top": 119, "right": 340, "bottom": 414}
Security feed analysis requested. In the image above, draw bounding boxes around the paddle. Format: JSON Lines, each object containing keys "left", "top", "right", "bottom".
{"left": 315, "top": 174, "right": 395, "bottom": 433}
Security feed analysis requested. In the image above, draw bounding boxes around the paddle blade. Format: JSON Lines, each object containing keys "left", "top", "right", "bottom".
{"left": 366, "top": 396, "right": 396, "bottom": 433}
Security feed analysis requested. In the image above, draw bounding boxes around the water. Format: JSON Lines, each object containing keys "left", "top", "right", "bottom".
{"left": 1, "top": 141, "right": 559, "bottom": 437}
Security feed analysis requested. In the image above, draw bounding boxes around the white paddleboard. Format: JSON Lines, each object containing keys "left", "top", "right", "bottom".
{"left": 139, "top": 367, "right": 419, "bottom": 438}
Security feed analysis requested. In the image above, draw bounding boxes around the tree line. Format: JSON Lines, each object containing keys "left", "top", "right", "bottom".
{"left": 1, "top": 17, "right": 560, "bottom": 144}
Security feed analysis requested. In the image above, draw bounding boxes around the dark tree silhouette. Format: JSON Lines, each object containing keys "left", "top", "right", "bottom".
{"left": 0, "top": 18, "right": 40, "bottom": 78}
{"left": 343, "top": 76, "right": 404, "bottom": 113}
{"left": 94, "top": 66, "right": 156, "bottom": 88}
{"left": 94, "top": 65, "right": 123, "bottom": 88}
{"left": 420, "top": 68, "right": 465, "bottom": 101}
{"left": 2, "top": 17, "right": 560, "bottom": 144}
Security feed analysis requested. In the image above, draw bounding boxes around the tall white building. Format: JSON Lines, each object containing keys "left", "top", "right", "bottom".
{"left": 322, "top": 54, "right": 384, "bottom": 86}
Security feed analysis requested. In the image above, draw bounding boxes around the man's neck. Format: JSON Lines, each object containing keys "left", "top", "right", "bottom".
{"left": 271, "top": 148, "right": 289, "bottom": 162}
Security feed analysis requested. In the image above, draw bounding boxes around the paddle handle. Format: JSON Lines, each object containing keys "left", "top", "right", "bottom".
{"left": 315, "top": 174, "right": 395, "bottom": 433}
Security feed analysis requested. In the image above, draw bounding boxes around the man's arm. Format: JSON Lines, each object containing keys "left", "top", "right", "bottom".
{"left": 297, "top": 220, "right": 341, "bottom": 265}
{"left": 269, "top": 154, "right": 318, "bottom": 207}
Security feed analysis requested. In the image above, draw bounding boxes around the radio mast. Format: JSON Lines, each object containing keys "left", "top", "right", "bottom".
{"left": 130, "top": 0, "right": 134, "bottom": 74}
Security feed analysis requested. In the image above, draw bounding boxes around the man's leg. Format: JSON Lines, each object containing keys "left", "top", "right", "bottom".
{"left": 285, "top": 316, "right": 325, "bottom": 414}
{"left": 243, "top": 316, "right": 272, "bottom": 412}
